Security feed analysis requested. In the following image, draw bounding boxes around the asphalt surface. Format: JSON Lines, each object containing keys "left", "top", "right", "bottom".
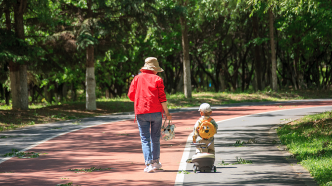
{"left": 0, "top": 99, "right": 331, "bottom": 185}
{"left": 180, "top": 106, "right": 331, "bottom": 186}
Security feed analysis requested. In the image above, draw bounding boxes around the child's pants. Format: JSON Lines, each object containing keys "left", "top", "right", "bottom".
{"left": 196, "top": 138, "right": 215, "bottom": 155}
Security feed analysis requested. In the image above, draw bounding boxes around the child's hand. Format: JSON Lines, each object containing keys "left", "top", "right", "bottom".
{"left": 192, "top": 135, "right": 197, "bottom": 143}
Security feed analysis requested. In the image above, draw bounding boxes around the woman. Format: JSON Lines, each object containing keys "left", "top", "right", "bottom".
{"left": 128, "top": 57, "right": 172, "bottom": 173}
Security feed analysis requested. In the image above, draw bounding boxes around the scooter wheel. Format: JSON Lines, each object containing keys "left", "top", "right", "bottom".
{"left": 193, "top": 165, "right": 197, "bottom": 173}
{"left": 214, "top": 166, "right": 217, "bottom": 173}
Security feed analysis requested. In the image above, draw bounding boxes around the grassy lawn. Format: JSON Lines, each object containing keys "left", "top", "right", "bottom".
{"left": 277, "top": 111, "right": 332, "bottom": 186}
{"left": 0, "top": 89, "right": 332, "bottom": 132}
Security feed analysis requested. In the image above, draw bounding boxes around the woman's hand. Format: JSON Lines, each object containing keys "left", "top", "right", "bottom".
{"left": 166, "top": 113, "right": 172, "bottom": 120}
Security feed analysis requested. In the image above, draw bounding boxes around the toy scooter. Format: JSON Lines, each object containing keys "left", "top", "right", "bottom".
{"left": 190, "top": 143, "right": 216, "bottom": 173}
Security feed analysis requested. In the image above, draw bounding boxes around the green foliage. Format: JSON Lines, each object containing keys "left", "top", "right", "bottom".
{"left": 0, "top": 29, "right": 45, "bottom": 64}
{"left": 1, "top": 0, "right": 332, "bottom": 106}
{"left": 76, "top": 19, "right": 99, "bottom": 50}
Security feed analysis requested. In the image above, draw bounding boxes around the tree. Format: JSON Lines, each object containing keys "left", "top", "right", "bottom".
{"left": 10, "top": 0, "right": 29, "bottom": 110}
{"left": 0, "top": 0, "right": 54, "bottom": 109}
{"left": 252, "top": 14, "right": 263, "bottom": 91}
{"left": 178, "top": 0, "right": 192, "bottom": 98}
{"left": 85, "top": 0, "right": 96, "bottom": 110}
{"left": 269, "top": 8, "right": 277, "bottom": 91}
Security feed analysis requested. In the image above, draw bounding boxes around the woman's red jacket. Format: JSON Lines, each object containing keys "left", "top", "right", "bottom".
{"left": 128, "top": 70, "right": 167, "bottom": 115}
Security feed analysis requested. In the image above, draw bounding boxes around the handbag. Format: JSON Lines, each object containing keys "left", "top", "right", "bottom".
{"left": 160, "top": 118, "right": 175, "bottom": 141}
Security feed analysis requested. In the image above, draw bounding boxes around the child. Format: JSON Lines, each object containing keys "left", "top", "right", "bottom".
{"left": 192, "top": 103, "right": 218, "bottom": 155}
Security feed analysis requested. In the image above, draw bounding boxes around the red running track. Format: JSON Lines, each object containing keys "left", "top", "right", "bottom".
{"left": 0, "top": 101, "right": 331, "bottom": 186}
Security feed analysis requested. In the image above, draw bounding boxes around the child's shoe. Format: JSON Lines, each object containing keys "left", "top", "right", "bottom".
{"left": 144, "top": 164, "right": 155, "bottom": 173}
{"left": 152, "top": 162, "right": 162, "bottom": 170}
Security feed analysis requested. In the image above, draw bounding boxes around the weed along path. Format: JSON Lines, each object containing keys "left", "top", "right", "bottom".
{"left": 0, "top": 100, "right": 331, "bottom": 185}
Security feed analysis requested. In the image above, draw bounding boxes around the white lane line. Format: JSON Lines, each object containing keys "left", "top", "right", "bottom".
{"left": 174, "top": 105, "right": 332, "bottom": 186}
{"left": 0, "top": 120, "right": 128, "bottom": 164}
{"left": 174, "top": 132, "right": 194, "bottom": 185}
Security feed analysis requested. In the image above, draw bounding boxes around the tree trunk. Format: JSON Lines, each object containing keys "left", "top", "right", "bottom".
{"left": 5, "top": 88, "right": 10, "bottom": 106}
{"left": 6, "top": 5, "right": 19, "bottom": 109}
{"left": 241, "top": 57, "right": 245, "bottom": 91}
{"left": 44, "top": 84, "right": 53, "bottom": 103}
{"left": 105, "top": 89, "right": 110, "bottom": 98}
{"left": 30, "top": 84, "right": 35, "bottom": 103}
{"left": 253, "top": 15, "right": 263, "bottom": 91}
{"left": 180, "top": 14, "right": 192, "bottom": 98}
{"left": 19, "top": 64, "right": 28, "bottom": 109}
{"left": 219, "top": 72, "right": 226, "bottom": 92}
{"left": 9, "top": 62, "right": 20, "bottom": 109}
{"left": 71, "top": 83, "right": 77, "bottom": 102}
{"left": 4, "top": 4, "right": 11, "bottom": 106}
{"left": 0, "top": 83, "right": 4, "bottom": 101}
{"left": 62, "top": 83, "right": 68, "bottom": 101}
{"left": 221, "top": 59, "right": 228, "bottom": 91}
{"left": 262, "top": 42, "right": 270, "bottom": 88}
{"left": 12, "top": 0, "right": 29, "bottom": 110}
{"left": 176, "top": 70, "right": 184, "bottom": 93}
{"left": 44, "top": 85, "right": 48, "bottom": 102}
{"left": 85, "top": 0, "right": 96, "bottom": 110}
{"left": 294, "top": 47, "right": 301, "bottom": 89}
{"left": 269, "top": 8, "right": 278, "bottom": 91}
{"left": 86, "top": 45, "right": 96, "bottom": 110}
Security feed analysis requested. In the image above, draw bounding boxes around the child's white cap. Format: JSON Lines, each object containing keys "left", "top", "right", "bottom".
{"left": 198, "top": 103, "right": 212, "bottom": 113}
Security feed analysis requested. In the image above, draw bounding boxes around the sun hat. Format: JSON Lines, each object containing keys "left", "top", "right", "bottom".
{"left": 141, "top": 57, "right": 164, "bottom": 72}
{"left": 198, "top": 103, "right": 212, "bottom": 113}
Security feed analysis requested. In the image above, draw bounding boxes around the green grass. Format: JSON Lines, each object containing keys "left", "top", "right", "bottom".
{"left": 56, "top": 182, "right": 80, "bottom": 186}
{"left": 277, "top": 111, "right": 332, "bottom": 186}
{"left": 218, "top": 160, "right": 231, "bottom": 166}
{"left": 229, "top": 139, "right": 258, "bottom": 147}
{"left": 166, "top": 89, "right": 331, "bottom": 109}
{"left": 178, "top": 170, "right": 190, "bottom": 174}
{"left": 2, "top": 149, "right": 47, "bottom": 158}
{"left": 218, "top": 157, "right": 253, "bottom": 166}
{"left": 67, "top": 167, "right": 112, "bottom": 173}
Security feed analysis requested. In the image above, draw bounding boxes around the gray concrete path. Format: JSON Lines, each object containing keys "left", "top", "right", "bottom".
{"left": 181, "top": 106, "right": 332, "bottom": 186}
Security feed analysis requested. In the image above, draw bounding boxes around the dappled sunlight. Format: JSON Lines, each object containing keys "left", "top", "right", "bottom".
{"left": 0, "top": 112, "right": 195, "bottom": 185}
{"left": 1, "top": 102, "right": 332, "bottom": 185}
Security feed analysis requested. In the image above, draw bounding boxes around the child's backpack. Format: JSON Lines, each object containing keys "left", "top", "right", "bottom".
{"left": 197, "top": 118, "right": 216, "bottom": 139}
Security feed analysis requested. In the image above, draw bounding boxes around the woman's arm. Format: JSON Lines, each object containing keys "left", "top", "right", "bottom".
{"left": 127, "top": 78, "right": 137, "bottom": 102}
{"left": 161, "top": 102, "right": 172, "bottom": 120}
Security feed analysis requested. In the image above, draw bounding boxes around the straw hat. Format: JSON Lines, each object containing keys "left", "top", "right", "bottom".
{"left": 141, "top": 57, "right": 164, "bottom": 72}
